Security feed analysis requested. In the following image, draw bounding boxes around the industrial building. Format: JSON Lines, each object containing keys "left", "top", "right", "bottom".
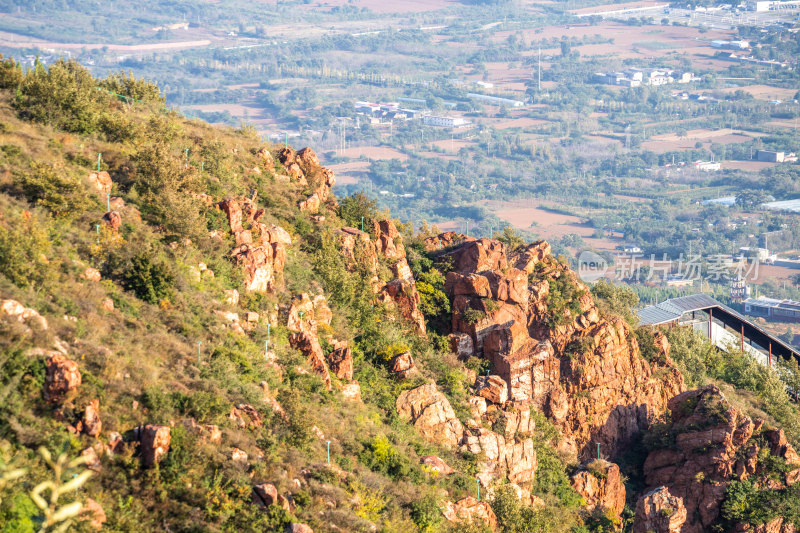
{"left": 756, "top": 150, "right": 798, "bottom": 163}
{"left": 744, "top": 297, "right": 800, "bottom": 322}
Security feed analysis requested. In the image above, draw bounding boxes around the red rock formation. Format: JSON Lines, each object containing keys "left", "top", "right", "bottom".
{"left": 219, "top": 197, "right": 289, "bottom": 293}
{"left": 423, "top": 232, "right": 473, "bottom": 252}
{"left": 639, "top": 385, "right": 800, "bottom": 533}
{"left": 289, "top": 331, "right": 332, "bottom": 390}
{"left": 229, "top": 404, "right": 264, "bottom": 430}
{"left": 570, "top": 460, "right": 626, "bottom": 524}
{"left": 102, "top": 210, "right": 121, "bottom": 231}
{"left": 82, "top": 399, "right": 102, "bottom": 438}
{"left": 389, "top": 351, "right": 417, "bottom": 380}
{"left": 141, "top": 424, "right": 170, "bottom": 467}
{"left": 633, "top": 486, "right": 687, "bottom": 533}
{"left": 326, "top": 341, "right": 353, "bottom": 381}
{"left": 372, "top": 219, "right": 406, "bottom": 260}
{"left": 44, "top": 353, "right": 81, "bottom": 403}
{"left": 87, "top": 171, "right": 112, "bottom": 195}
{"left": 438, "top": 238, "right": 507, "bottom": 273}
{"left": 442, "top": 497, "right": 498, "bottom": 532}
{"left": 434, "top": 233, "right": 685, "bottom": 459}
{"left": 341, "top": 382, "right": 362, "bottom": 402}
{"left": 256, "top": 147, "right": 274, "bottom": 169}
{"left": 421, "top": 456, "right": 455, "bottom": 476}
{"left": 381, "top": 279, "right": 426, "bottom": 335}
{"left": 396, "top": 383, "right": 464, "bottom": 447}
{"left": 253, "top": 482, "right": 279, "bottom": 507}
{"left": 475, "top": 375, "right": 508, "bottom": 405}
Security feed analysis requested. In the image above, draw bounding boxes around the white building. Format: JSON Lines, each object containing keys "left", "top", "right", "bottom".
{"left": 423, "top": 115, "right": 472, "bottom": 128}
{"left": 693, "top": 161, "right": 721, "bottom": 171}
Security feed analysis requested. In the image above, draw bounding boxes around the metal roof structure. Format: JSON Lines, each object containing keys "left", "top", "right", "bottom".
{"left": 638, "top": 294, "right": 800, "bottom": 363}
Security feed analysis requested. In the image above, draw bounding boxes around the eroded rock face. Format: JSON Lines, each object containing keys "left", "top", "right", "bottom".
{"left": 44, "top": 353, "right": 81, "bottom": 403}
{"left": 460, "top": 427, "right": 537, "bottom": 488}
{"left": 570, "top": 460, "right": 626, "bottom": 523}
{"left": 102, "top": 210, "right": 121, "bottom": 231}
{"left": 390, "top": 351, "right": 417, "bottom": 380}
{"left": 475, "top": 375, "right": 508, "bottom": 405}
{"left": 423, "top": 232, "right": 472, "bottom": 252}
{"left": 381, "top": 279, "right": 427, "bottom": 336}
{"left": 396, "top": 383, "right": 464, "bottom": 447}
{"left": 633, "top": 486, "right": 687, "bottom": 533}
{"left": 421, "top": 455, "right": 454, "bottom": 476}
{"left": 640, "top": 385, "right": 800, "bottom": 532}
{"left": 141, "top": 424, "right": 171, "bottom": 467}
{"left": 442, "top": 497, "right": 498, "bottom": 532}
{"left": 432, "top": 232, "right": 685, "bottom": 460}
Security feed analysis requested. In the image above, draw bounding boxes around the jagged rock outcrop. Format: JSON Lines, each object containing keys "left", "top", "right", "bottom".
{"left": 570, "top": 460, "right": 626, "bottom": 524}
{"left": 102, "top": 210, "right": 121, "bottom": 231}
{"left": 229, "top": 404, "right": 264, "bottom": 430}
{"left": 141, "top": 424, "right": 171, "bottom": 467}
{"left": 433, "top": 233, "right": 685, "bottom": 459}
{"left": 442, "top": 497, "right": 498, "bottom": 532}
{"left": 396, "top": 383, "right": 464, "bottom": 447}
{"left": 389, "top": 350, "right": 417, "bottom": 380}
{"left": 335, "top": 220, "right": 427, "bottom": 335}
{"left": 460, "top": 426, "right": 537, "bottom": 488}
{"left": 633, "top": 486, "right": 687, "bottom": 533}
{"left": 44, "top": 353, "right": 81, "bottom": 403}
{"left": 423, "top": 231, "right": 472, "bottom": 252}
{"left": 638, "top": 385, "right": 800, "bottom": 533}
{"left": 219, "top": 196, "right": 289, "bottom": 293}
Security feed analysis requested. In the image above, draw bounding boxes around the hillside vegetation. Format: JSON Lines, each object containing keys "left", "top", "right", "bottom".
{"left": 0, "top": 56, "right": 800, "bottom": 533}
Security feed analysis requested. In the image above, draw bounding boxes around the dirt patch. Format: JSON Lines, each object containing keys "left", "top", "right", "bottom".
{"left": 0, "top": 29, "right": 213, "bottom": 51}
{"left": 569, "top": 0, "right": 668, "bottom": 15}
{"left": 339, "top": 146, "right": 409, "bottom": 161}
{"left": 724, "top": 160, "right": 777, "bottom": 171}
{"left": 641, "top": 128, "right": 754, "bottom": 152}
{"left": 257, "top": 0, "right": 458, "bottom": 12}
{"left": 714, "top": 85, "right": 798, "bottom": 102}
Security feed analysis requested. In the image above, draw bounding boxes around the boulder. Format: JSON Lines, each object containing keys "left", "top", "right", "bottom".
{"left": 633, "top": 487, "right": 687, "bottom": 533}
{"left": 44, "top": 353, "right": 81, "bottom": 403}
{"left": 253, "top": 482, "right": 279, "bottom": 507}
{"left": 475, "top": 375, "right": 508, "bottom": 405}
{"left": 296, "top": 147, "right": 320, "bottom": 170}
{"left": 442, "top": 497, "right": 498, "bottom": 532}
{"left": 423, "top": 232, "right": 472, "bottom": 252}
{"left": 1, "top": 300, "right": 48, "bottom": 331}
{"left": 82, "top": 399, "right": 102, "bottom": 438}
{"left": 438, "top": 238, "right": 507, "bottom": 273}
{"left": 326, "top": 341, "right": 353, "bottom": 381}
{"left": 286, "top": 524, "right": 313, "bottom": 533}
{"left": 87, "top": 171, "right": 112, "bottom": 195}
{"left": 390, "top": 351, "right": 417, "bottom": 380}
{"left": 141, "top": 424, "right": 171, "bottom": 467}
{"left": 231, "top": 448, "right": 248, "bottom": 462}
{"left": 81, "top": 267, "right": 101, "bottom": 282}
{"left": 80, "top": 498, "right": 107, "bottom": 530}
{"left": 299, "top": 193, "right": 320, "bottom": 213}
{"left": 101, "top": 210, "right": 121, "bottom": 231}
{"left": 256, "top": 147, "right": 274, "bottom": 169}
{"left": 396, "top": 383, "right": 465, "bottom": 447}
{"left": 421, "top": 456, "right": 455, "bottom": 476}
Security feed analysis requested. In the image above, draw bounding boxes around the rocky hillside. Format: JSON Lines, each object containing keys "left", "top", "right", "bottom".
{"left": 1, "top": 57, "right": 800, "bottom": 533}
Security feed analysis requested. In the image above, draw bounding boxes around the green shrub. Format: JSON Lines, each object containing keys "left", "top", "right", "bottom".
{"left": 338, "top": 192, "right": 378, "bottom": 229}
{"left": 410, "top": 495, "right": 443, "bottom": 531}
{"left": 13, "top": 161, "right": 93, "bottom": 217}
{"left": 120, "top": 252, "right": 174, "bottom": 304}
{"left": 0, "top": 211, "right": 54, "bottom": 288}
{"left": 14, "top": 58, "right": 106, "bottom": 134}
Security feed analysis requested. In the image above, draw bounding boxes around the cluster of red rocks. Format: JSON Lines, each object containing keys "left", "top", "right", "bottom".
{"left": 277, "top": 147, "right": 336, "bottom": 214}
{"left": 425, "top": 233, "right": 686, "bottom": 461}
{"left": 286, "top": 292, "right": 358, "bottom": 396}
{"left": 218, "top": 193, "right": 291, "bottom": 293}
{"left": 335, "top": 219, "right": 426, "bottom": 335}
{"left": 634, "top": 385, "right": 800, "bottom": 532}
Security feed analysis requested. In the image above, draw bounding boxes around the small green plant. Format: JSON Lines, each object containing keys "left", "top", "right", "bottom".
{"left": 30, "top": 447, "right": 93, "bottom": 533}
